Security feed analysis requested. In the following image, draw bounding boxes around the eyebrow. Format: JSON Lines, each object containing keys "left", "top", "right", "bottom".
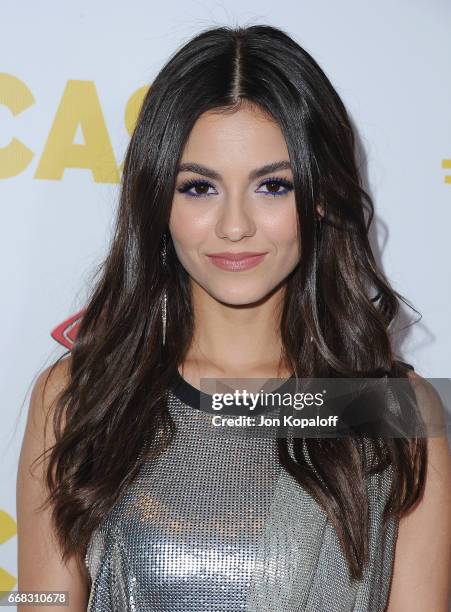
{"left": 176, "top": 160, "right": 292, "bottom": 181}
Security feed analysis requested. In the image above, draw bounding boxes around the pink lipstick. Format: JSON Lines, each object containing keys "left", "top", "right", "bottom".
{"left": 206, "top": 251, "right": 267, "bottom": 272}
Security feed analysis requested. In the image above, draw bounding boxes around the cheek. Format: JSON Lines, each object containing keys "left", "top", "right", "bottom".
{"left": 261, "top": 204, "right": 299, "bottom": 251}
{"left": 169, "top": 202, "right": 208, "bottom": 249}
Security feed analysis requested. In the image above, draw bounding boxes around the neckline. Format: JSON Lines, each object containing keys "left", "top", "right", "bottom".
{"left": 169, "top": 367, "right": 296, "bottom": 415}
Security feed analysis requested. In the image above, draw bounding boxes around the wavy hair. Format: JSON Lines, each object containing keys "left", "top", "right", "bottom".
{"left": 35, "top": 24, "right": 426, "bottom": 581}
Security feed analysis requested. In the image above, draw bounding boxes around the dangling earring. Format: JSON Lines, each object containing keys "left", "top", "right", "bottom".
{"left": 161, "top": 232, "right": 167, "bottom": 346}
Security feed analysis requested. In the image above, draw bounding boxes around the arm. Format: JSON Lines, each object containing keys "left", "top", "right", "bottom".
{"left": 16, "top": 359, "right": 90, "bottom": 612}
{"left": 385, "top": 371, "right": 451, "bottom": 611}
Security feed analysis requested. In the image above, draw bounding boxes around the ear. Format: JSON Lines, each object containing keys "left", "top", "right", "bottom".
{"left": 315, "top": 202, "right": 325, "bottom": 220}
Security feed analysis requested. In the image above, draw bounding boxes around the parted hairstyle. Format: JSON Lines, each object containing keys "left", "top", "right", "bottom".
{"left": 35, "top": 24, "right": 426, "bottom": 581}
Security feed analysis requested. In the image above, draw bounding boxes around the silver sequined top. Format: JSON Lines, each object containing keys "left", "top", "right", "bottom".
{"left": 84, "top": 372, "right": 399, "bottom": 611}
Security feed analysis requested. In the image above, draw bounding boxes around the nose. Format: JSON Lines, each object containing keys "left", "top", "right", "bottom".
{"left": 215, "top": 194, "right": 256, "bottom": 241}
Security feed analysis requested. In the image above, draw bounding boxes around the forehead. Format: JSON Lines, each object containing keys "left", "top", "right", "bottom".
{"left": 180, "top": 104, "right": 290, "bottom": 169}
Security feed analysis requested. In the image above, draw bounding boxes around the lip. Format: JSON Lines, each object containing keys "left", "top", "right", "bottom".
{"left": 208, "top": 251, "right": 267, "bottom": 260}
{"left": 206, "top": 251, "right": 268, "bottom": 272}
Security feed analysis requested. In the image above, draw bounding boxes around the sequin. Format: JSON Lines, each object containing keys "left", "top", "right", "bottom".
{"left": 84, "top": 381, "right": 399, "bottom": 611}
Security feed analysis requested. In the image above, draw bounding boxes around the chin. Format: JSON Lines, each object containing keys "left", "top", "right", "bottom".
{"left": 207, "top": 284, "right": 273, "bottom": 307}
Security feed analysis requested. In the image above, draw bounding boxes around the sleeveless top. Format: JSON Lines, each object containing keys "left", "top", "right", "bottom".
{"left": 84, "top": 369, "right": 402, "bottom": 611}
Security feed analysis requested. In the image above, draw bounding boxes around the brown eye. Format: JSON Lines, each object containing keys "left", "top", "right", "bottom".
{"left": 177, "top": 179, "right": 216, "bottom": 198}
{"left": 257, "top": 177, "right": 294, "bottom": 197}
{"left": 193, "top": 183, "right": 209, "bottom": 195}
{"left": 266, "top": 181, "right": 282, "bottom": 193}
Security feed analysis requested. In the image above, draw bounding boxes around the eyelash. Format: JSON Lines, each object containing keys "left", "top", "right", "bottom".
{"left": 176, "top": 176, "right": 294, "bottom": 198}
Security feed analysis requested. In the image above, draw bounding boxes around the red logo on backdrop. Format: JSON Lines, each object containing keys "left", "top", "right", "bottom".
{"left": 51, "top": 310, "right": 85, "bottom": 349}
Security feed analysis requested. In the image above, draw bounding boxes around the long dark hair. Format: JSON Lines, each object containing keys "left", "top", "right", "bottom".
{"left": 35, "top": 24, "right": 426, "bottom": 581}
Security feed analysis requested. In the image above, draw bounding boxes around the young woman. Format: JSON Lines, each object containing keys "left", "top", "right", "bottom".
{"left": 17, "top": 24, "right": 451, "bottom": 611}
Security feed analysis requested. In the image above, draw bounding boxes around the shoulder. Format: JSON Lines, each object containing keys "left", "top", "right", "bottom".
{"left": 404, "top": 370, "right": 450, "bottom": 498}
{"left": 385, "top": 369, "right": 451, "bottom": 610}
{"left": 32, "top": 356, "right": 71, "bottom": 407}
{"left": 28, "top": 356, "right": 72, "bottom": 431}
{"left": 20, "top": 356, "right": 72, "bottom": 478}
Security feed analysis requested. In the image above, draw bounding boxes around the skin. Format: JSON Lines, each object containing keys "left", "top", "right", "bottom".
{"left": 16, "top": 102, "right": 450, "bottom": 610}
{"left": 169, "top": 101, "right": 302, "bottom": 385}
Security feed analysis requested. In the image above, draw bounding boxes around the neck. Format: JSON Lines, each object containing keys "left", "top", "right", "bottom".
{"left": 181, "top": 279, "right": 290, "bottom": 381}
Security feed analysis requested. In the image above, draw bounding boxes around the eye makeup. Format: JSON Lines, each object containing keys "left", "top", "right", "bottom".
{"left": 176, "top": 176, "right": 294, "bottom": 198}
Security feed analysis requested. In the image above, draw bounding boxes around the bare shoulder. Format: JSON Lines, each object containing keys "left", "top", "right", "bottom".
{"left": 385, "top": 370, "right": 451, "bottom": 611}
{"left": 406, "top": 369, "right": 448, "bottom": 432}
{"left": 19, "top": 356, "right": 72, "bottom": 482}
{"left": 31, "top": 356, "right": 71, "bottom": 422}
{"left": 16, "top": 355, "right": 89, "bottom": 611}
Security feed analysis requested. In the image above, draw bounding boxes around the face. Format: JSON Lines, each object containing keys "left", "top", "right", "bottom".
{"left": 169, "top": 103, "right": 300, "bottom": 306}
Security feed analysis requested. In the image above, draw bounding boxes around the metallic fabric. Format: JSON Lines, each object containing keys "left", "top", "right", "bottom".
{"left": 84, "top": 383, "right": 399, "bottom": 611}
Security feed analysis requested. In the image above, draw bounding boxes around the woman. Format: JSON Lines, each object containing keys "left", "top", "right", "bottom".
{"left": 17, "top": 24, "right": 451, "bottom": 611}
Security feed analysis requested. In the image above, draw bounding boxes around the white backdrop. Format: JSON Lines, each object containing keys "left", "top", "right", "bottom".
{"left": 1, "top": 0, "right": 450, "bottom": 603}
